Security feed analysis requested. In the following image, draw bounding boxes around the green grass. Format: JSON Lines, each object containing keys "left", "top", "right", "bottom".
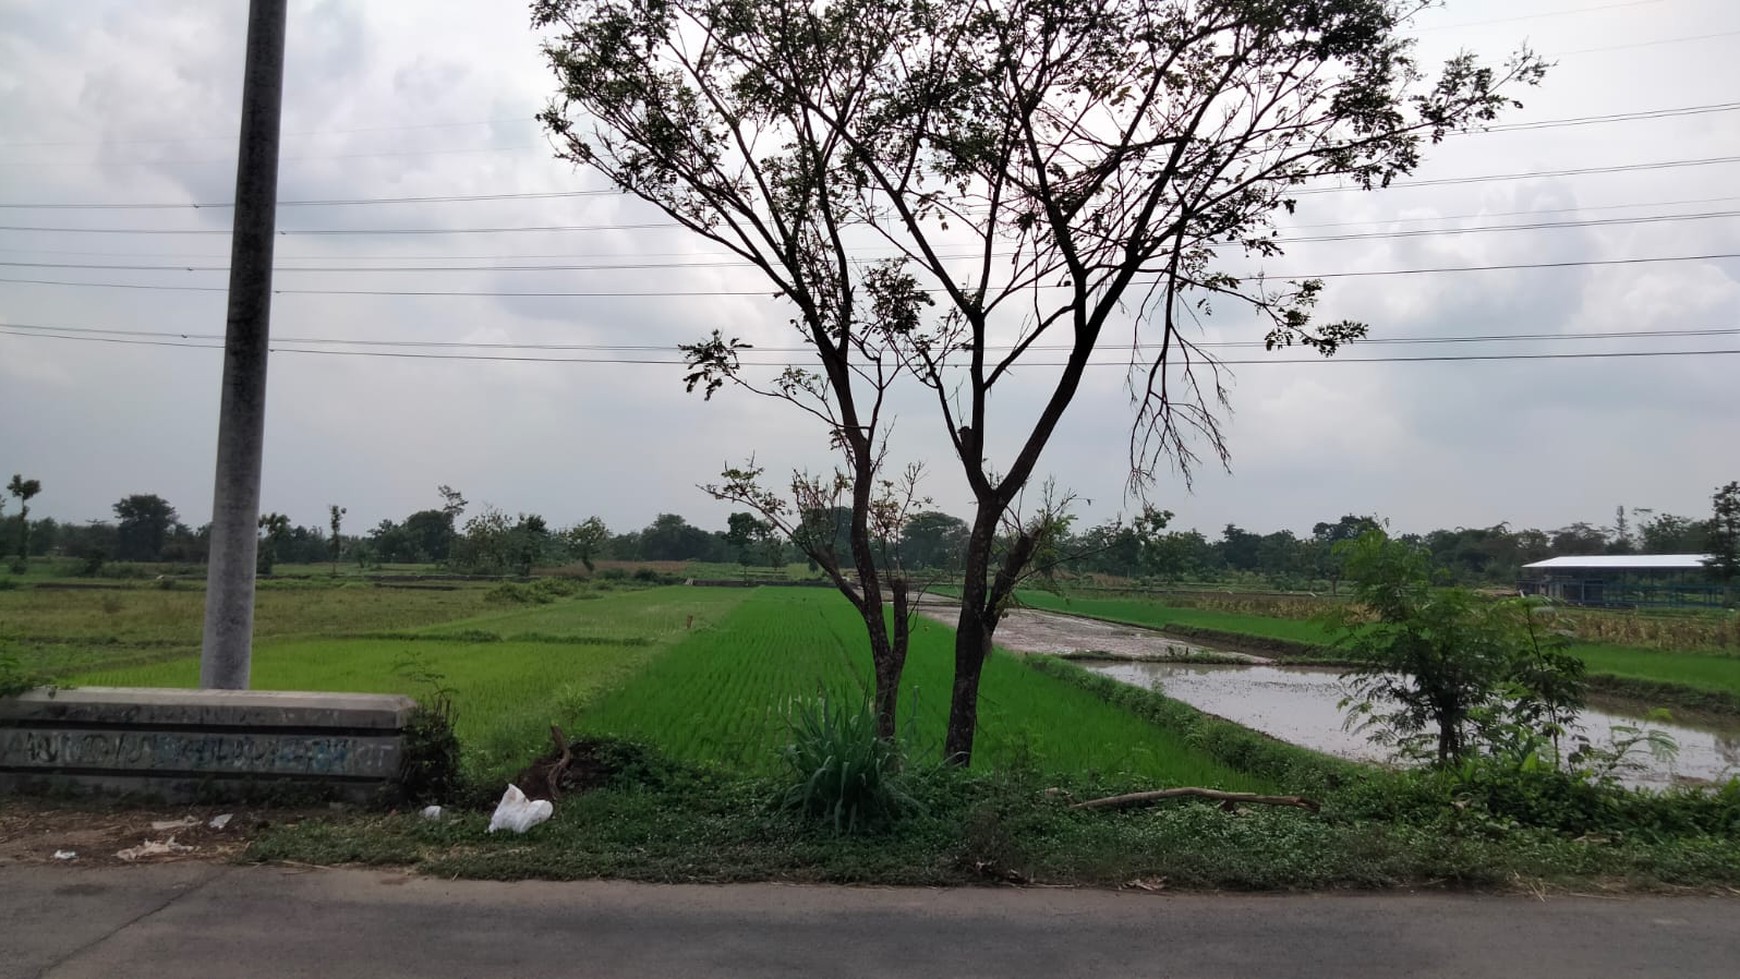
{"left": 1, "top": 580, "right": 506, "bottom": 674}
{"left": 682, "top": 561, "right": 827, "bottom": 581}
{"left": 1572, "top": 643, "right": 1740, "bottom": 698}
{"left": 74, "top": 586, "right": 752, "bottom": 777}
{"left": 1017, "top": 590, "right": 1334, "bottom": 645}
{"left": 573, "top": 588, "right": 1272, "bottom": 789}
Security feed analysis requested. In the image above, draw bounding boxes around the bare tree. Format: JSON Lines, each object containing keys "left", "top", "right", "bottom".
{"left": 537, "top": 0, "right": 1543, "bottom": 763}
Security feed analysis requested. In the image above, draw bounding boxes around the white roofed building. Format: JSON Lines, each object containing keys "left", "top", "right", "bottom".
{"left": 1519, "top": 555, "right": 1721, "bottom": 609}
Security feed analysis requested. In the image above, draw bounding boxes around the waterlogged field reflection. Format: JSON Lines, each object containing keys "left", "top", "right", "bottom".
{"left": 1083, "top": 661, "right": 1740, "bottom": 789}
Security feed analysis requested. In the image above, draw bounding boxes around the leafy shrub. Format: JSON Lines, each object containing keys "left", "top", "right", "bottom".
{"left": 399, "top": 696, "right": 464, "bottom": 806}
{"left": 393, "top": 653, "right": 465, "bottom": 805}
{"left": 1324, "top": 530, "right": 1585, "bottom": 766}
{"left": 0, "top": 650, "right": 52, "bottom": 697}
{"left": 777, "top": 692, "right": 912, "bottom": 835}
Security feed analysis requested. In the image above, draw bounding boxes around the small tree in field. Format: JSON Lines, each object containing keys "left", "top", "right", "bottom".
{"left": 7, "top": 475, "right": 41, "bottom": 562}
{"left": 1706, "top": 481, "right": 1740, "bottom": 604}
{"left": 537, "top": 0, "right": 1543, "bottom": 763}
{"left": 257, "top": 512, "right": 291, "bottom": 575}
{"left": 328, "top": 505, "right": 346, "bottom": 574}
{"left": 1325, "top": 530, "right": 1584, "bottom": 767}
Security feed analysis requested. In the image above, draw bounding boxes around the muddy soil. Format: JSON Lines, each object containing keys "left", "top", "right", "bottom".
{"left": 915, "top": 601, "right": 1267, "bottom": 663}
{"left": 0, "top": 800, "right": 316, "bottom": 867}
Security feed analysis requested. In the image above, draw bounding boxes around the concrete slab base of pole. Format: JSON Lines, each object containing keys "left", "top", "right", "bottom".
{"left": 0, "top": 687, "right": 417, "bottom": 805}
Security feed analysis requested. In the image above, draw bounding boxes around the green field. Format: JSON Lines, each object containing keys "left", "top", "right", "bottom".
{"left": 573, "top": 589, "right": 1270, "bottom": 788}
{"left": 72, "top": 586, "right": 748, "bottom": 776}
{"left": 25, "top": 580, "right": 1264, "bottom": 788}
{"left": 1, "top": 579, "right": 505, "bottom": 674}
{"left": 1020, "top": 590, "right": 1740, "bottom": 702}
{"left": 1017, "top": 590, "right": 1335, "bottom": 645}
{"left": 1571, "top": 643, "right": 1740, "bottom": 698}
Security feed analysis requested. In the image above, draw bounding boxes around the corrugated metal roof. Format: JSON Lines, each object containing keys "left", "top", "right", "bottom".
{"left": 1521, "top": 554, "right": 1712, "bottom": 571}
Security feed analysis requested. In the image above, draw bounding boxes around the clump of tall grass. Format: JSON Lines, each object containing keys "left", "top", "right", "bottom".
{"left": 777, "top": 691, "right": 912, "bottom": 835}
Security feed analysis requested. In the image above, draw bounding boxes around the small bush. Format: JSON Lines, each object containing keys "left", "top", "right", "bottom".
{"left": 777, "top": 692, "right": 912, "bottom": 835}
{"left": 0, "top": 650, "right": 52, "bottom": 697}
{"left": 398, "top": 695, "right": 465, "bottom": 806}
{"left": 485, "top": 577, "right": 589, "bottom": 605}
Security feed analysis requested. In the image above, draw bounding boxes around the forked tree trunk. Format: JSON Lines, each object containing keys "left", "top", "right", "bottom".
{"left": 944, "top": 505, "right": 1004, "bottom": 765}
{"left": 874, "top": 576, "right": 911, "bottom": 741}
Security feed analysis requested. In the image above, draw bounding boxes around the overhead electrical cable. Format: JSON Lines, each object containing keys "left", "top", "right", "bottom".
{"left": 4, "top": 153, "right": 1737, "bottom": 211}
{"left": 2, "top": 326, "right": 1734, "bottom": 368}
{"left": 1, "top": 253, "right": 1736, "bottom": 297}
{"left": 5, "top": 194, "right": 1736, "bottom": 254}
{"left": 4, "top": 100, "right": 1735, "bottom": 169}
{"left": 2, "top": 206, "right": 1733, "bottom": 273}
{"left": 6, "top": 320, "right": 1732, "bottom": 352}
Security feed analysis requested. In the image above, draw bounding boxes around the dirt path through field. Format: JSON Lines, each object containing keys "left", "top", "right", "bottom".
{"left": 914, "top": 600, "right": 1268, "bottom": 662}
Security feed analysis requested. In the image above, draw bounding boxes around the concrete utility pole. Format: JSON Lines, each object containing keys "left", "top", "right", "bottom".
{"left": 200, "top": 0, "right": 289, "bottom": 690}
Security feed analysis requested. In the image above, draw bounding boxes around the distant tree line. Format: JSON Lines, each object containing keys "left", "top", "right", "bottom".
{"left": 4, "top": 482, "right": 1730, "bottom": 589}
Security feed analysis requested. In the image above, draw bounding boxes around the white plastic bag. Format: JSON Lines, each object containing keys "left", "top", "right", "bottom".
{"left": 420, "top": 805, "right": 444, "bottom": 821}
{"left": 486, "top": 784, "right": 552, "bottom": 834}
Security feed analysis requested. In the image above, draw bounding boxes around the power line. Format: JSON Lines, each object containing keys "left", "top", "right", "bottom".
{"left": 1292, "top": 155, "right": 1740, "bottom": 195}
{"left": 0, "top": 252, "right": 1733, "bottom": 296}
{"left": 4, "top": 206, "right": 1732, "bottom": 274}
{"left": 1558, "top": 29, "right": 1740, "bottom": 57}
{"left": 6, "top": 194, "right": 1735, "bottom": 258}
{"left": 5, "top": 99, "right": 1734, "bottom": 170}
{"left": 7, "top": 320, "right": 1730, "bottom": 353}
{"left": 1472, "top": 102, "right": 1740, "bottom": 134}
{"left": 0, "top": 189, "right": 623, "bottom": 211}
{"left": 5, "top": 153, "right": 1737, "bottom": 212}
{"left": 1284, "top": 194, "right": 1740, "bottom": 230}
{"left": 0, "top": 116, "right": 538, "bottom": 150}
{"left": 0, "top": 144, "right": 547, "bottom": 169}
{"left": 0, "top": 221, "right": 678, "bottom": 236}
{"left": 1423, "top": 0, "right": 1673, "bottom": 31}
{"left": 2, "top": 325, "right": 1733, "bottom": 367}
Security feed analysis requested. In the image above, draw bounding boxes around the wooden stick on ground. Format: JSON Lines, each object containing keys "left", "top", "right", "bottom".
{"left": 1070, "top": 788, "right": 1320, "bottom": 813}
{"left": 545, "top": 725, "right": 573, "bottom": 801}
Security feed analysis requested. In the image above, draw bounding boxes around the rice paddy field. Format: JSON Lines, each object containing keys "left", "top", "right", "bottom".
{"left": 9, "top": 578, "right": 1265, "bottom": 788}
{"left": 1018, "top": 589, "right": 1740, "bottom": 701}
{"left": 71, "top": 586, "right": 748, "bottom": 776}
{"left": 1016, "top": 590, "right": 1339, "bottom": 645}
{"left": 571, "top": 589, "right": 1269, "bottom": 789}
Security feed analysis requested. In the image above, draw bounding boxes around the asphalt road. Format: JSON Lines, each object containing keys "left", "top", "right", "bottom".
{"left": 2, "top": 864, "right": 1736, "bottom": 978}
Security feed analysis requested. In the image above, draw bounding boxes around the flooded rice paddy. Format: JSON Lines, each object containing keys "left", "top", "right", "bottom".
{"left": 1082, "top": 660, "right": 1740, "bottom": 789}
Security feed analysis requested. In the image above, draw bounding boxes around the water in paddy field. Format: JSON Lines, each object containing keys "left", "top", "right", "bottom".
{"left": 1081, "top": 661, "right": 1740, "bottom": 790}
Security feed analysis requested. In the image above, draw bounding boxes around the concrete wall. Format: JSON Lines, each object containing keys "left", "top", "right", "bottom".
{"left": 0, "top": 687, "right": 417, "bottom": 804}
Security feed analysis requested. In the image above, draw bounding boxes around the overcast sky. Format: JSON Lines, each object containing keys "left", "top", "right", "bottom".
{"left": 1, "top": 0, "right": 1736, "bottom": 541}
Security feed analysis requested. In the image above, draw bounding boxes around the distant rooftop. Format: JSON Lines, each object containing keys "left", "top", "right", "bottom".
{"left": 1522, "top": 554, "right": 1712, "bottom": 571}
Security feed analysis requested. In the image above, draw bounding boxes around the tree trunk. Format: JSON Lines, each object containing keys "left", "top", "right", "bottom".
{"left": 944, "top": 504, "right": 1003, "bottom": 765}
{"left": 875, "top": 576, "right": 911, "bottom": 742}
